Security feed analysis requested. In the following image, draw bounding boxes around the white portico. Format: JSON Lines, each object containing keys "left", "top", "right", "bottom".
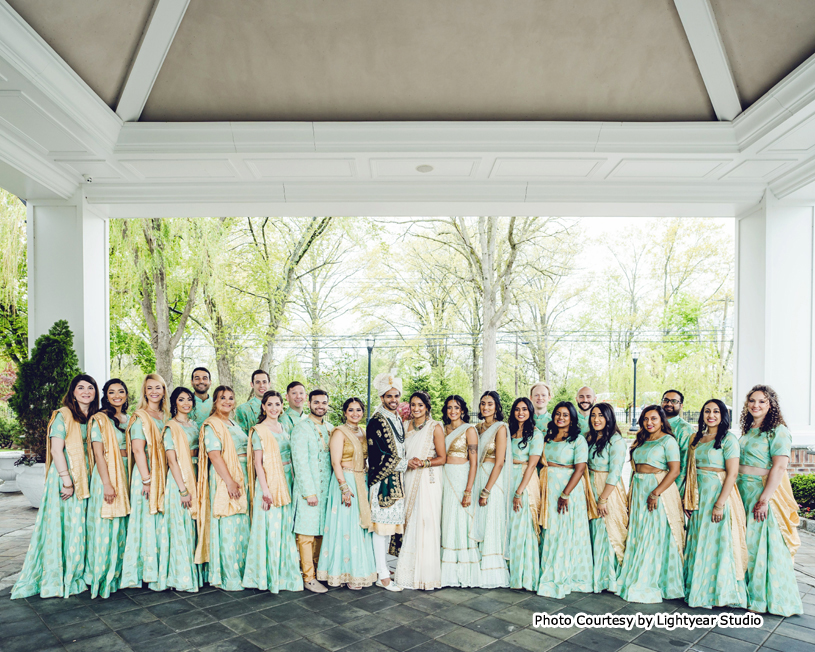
{"left": 0, "top": 1, "right": 813, "bottom": 441}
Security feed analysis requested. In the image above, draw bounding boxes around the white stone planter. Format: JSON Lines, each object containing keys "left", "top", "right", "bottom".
{"left": 0, "top": 451, "right": 21, "bottom": 492}
{"left": 16, "top": 463, "right": 45, "bottom": 508}
{"left": 800, "top": 517, "right": 815, "bottom": 534}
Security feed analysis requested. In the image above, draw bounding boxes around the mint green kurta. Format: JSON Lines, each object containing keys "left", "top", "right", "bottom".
{"left": 12, "top": 413, "right": 88, "bottom": 599}
{"left": 85, "top": 414, "right": 129, "bottom": 598}
{"left": 204, "top": 422, "right": 250, "bottom": 591}
{"left": 668, "top": 415, "right": 693, "bottom": 491}
{"left": 279, "top": 407, "right": 306, "bottom": 433}
{"left": 121, "top": 415, "right": 167, "bottom": 591}
{"left": 533, "top": 413, "right": 550, "bottom": 434}
{"left": 537, "top": 436, "right": 593, "bottom": 598}
{"left": 587, "top": 433, "right": 627, "bottom": 593}
{"left": 684, "top": 432, "right": 746, "bottom": 608}
{"left": 243, "top": 426, "right": 303, "bottom": 592}
{"left": 158, "top": 421, "right": 201, "bottom": 592}
{"left": 236, "top": 396, "right": 262, "bottom": 435}
{"left": 738, "top": 425, "right": 803, "bottom": 616}
{"left": 508, "top": 428, "right": 543, "bottom": 591}
{"left": 618, "top": 435, "right": 684, "bottom": 603}
{"left": 577, "top": 413, "right": 590, "bottom": 437}
{"left": 290, "top": 418, "right": 332, "bottom": 535}
{"left": 191, "top": 395, "right": 212, "bottom": 427}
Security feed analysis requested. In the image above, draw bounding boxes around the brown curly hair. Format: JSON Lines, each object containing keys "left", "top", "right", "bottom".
{"left": 739, "top": 384, "right": 786, "bottom": 434}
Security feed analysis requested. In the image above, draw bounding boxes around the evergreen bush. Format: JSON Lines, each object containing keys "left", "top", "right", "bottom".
{"left": 8, "top": 320, "right": 81, "bottom": 462}
{"left": 792, "top": 473, "right": 815, "bottom": 510}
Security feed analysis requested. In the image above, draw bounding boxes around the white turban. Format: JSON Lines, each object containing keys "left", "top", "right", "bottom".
{"left": 374, "top": 372, "right": 402, "bottom": 397}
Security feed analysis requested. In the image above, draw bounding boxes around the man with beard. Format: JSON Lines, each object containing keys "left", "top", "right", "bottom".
{"left": 190, "top": 367, "right": 212, "bottom": 426}
{"left": 575, "top": 386, "right": 595, "bottom": 436}
{"left": 235, "top": 370, "right": 269, "bottom": 433}
{"left": 280, "top": 381, "right": 308, "bottom": 432}
{"left": 291, "top": 389, "right": 333, "bottom": 593}
{"left": 661, "top": 389, "right": 693, "bottom": 490}
{"left": 367, "top": 373, "right": 408, "bottom": 591}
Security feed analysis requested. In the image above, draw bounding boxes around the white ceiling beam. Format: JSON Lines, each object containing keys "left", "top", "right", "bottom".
{"left": 674, "top": 0, "right": 742, "bottom": 121}
{"left": 115, "top": 0, "right": 189, "bottom": 123}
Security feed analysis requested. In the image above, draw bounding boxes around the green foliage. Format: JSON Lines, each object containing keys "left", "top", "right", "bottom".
{"left": 403, "top": 365, "right": 453, "bottom": 421}
{"left": 0, "top": 406, "right": 23, "bottom": 449}
{"left": 8, "top": 320, "right": 82, "bottom": 461}
{"left": 319, "top": 353, "right": 367, "bottom": 423}
{"left": 792, "top": 473, "right": 815, "bottom": 509}
{"left": 110, "top": 325, "right": 155, "bottom": 374}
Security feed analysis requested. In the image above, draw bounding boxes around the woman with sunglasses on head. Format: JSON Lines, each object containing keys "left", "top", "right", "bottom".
{"left": 159, "top": 386, "right": 203, "bottom": 592}
{"left": 737, "top": 385, "right": 802, "bottom": 616}
{"left": 12, "top": 375, "right": 99, "bottom": 599}
{"left": 683, "top": 398, "right": 746, "bottom": 609}
{"left": 585, "top": 402, "right": 629, "bottom": 594}
{"left": 617, "top": 405, "right": 684, "bottom": 604}
{"left": 85, "top": 379, "right": 132, "bottom": 598}
{"left": 506, "top": 397, "right": 543, "bottom": 592}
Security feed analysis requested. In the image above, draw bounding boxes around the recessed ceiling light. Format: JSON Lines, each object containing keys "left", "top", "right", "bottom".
{"left": 416, "top": 165, "right": 434, "bottom": 173}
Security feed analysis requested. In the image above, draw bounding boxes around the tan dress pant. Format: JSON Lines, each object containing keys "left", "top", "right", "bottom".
{"left": 296, "top": 534, "right": 322, "bottom": 582}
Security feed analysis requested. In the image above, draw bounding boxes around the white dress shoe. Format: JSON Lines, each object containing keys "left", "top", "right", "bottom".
{"left": 376, "top": 579, "right": 403, "bottom": 592}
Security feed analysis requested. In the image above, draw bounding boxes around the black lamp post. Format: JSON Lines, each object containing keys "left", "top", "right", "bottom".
{"left": 366, "top": 337, "right": 375, "bottom": 422}
{"left": 631, "top": 348, "right": 639, "bottom": 430}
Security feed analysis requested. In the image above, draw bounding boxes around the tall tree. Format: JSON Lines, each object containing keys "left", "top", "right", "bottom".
{"left": 0, "top": 190, "right": 27, "bottom": 364}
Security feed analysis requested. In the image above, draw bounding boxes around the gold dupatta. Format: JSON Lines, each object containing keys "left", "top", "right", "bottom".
{"left": 248, "top": 424, "right": 291, "bottom": 508}
{"left": 164, "top": 421, "right": 199, "bottom": 519}
{"left": 126, "top": 410, "right": 166, "bottom": 515}
{"left": 335, "top": 424, "right": 372, "bottom": 530}
{"left": 195, "top": 417, "right": 248, "bottom": 564}
{"left": 629, "top": 469, "right": 685, "bottom": 558}
{"left": 537, "top": 439, "right": 599, "bottom": 529}
{"left": 765, "top": 473, "right": 801, "bottom": 560}
{"left": 45, "top": 407, "right": 90, "bottom": 500}
{"left": 590, "top": 470, "right": 628, "bottom": 565}
{"left": 87, "top": 413, "right": 131, "bottom": 518}
{"left": 683, "top": 441, "right": 747, "bottom": 576}
{"left": 525, "top": 466, "right": 542, "bottom": 538}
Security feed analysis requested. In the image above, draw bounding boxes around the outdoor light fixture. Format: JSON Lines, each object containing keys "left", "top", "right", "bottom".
{"left": 631, "top": 348, "right": 639, "bottom": 431}
{"left": 366, "top": 338, "right": 376, "bottom": 422}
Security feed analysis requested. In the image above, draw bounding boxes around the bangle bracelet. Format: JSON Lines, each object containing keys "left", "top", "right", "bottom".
{"left": 597, "top": 498, "right": 608, "bottom": 505}
{"left": 463, "top": 490, "right": 472, "bottom": 496}
{"left": 515, "top": 492, "right": 523, "bottom": 498}
{"left": 179, "top": 489, "right": 189, "bottom": 497}
{"left": 559, "top": 492, "right": 570, "bottom": 499}
{"left": 482, "top": 488, "right": 491, "bottom": 495}
{"left": 649, "top": 492, "right": 659, "bottom": 499}
{"left": 713, "top": 503, "right": 724, "bottom": 510}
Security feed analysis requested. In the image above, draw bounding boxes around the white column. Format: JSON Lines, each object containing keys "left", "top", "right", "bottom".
{"left": 735, "top": 191, "right": 815, "bottom": 444}
{"left": 27, "top": 194, "right": 110, "bottom": 386}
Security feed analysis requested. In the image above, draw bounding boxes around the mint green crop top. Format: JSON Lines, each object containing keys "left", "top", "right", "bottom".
{"left": 632, "top": 435, "right": 680, "bottom": 470}
{"left": 511, "top": 427, "right": 544, "bottom": 462}
{"left": 693, "top": 431, "right": 739, "bottom": 468}
{"left": 739, "top": 425, "right": 792, "bottom": 470}
{"left": 543, "top": 436, "right": 588, "bottom": 465}
{"left": 163, "top": 422, "right": 200, "bottom": 454}
{"left": 587, "top": 433, "right": 626, "bottom": 486}
{"left": 204, "top": 423, "right": 249, "bottom": 455}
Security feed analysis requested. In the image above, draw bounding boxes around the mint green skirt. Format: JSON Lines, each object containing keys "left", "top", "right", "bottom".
{"left": 121, "top": 464, "right": 166, "bottom": 590}
{"left": 11, "top": 464, "right": 88, "bottom": 599}
{"left": 440, "top": 464, "right": 481, "bottom": 587}
{"left": 507, "top": 464, "right": 539, "bottom": 591}
{"left": 158, "top": 461, "right": 201, "bottom": 592}
{"left": 85, "top": 465, "right": 129, "bottom": 598}
{"left": 206, "top": 458, "right": 250, "bottom": 591}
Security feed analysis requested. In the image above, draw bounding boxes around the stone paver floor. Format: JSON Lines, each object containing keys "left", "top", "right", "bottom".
{"left": 2, "top": 492, "right": 815, "bottom": 652}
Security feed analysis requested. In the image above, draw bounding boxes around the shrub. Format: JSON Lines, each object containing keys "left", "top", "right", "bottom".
{"left": 7, "top": 320, "right": 81, "bottom": 462}
{"left": 791, "top": 473, "right": 815, "bottom": 510}
{"left": 0, "top": 408, "right": 23, "bottom": 449}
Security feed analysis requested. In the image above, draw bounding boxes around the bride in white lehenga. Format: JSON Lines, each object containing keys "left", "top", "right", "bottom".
{"left": 393, "top": 391, "right": 447, "bottom": 590}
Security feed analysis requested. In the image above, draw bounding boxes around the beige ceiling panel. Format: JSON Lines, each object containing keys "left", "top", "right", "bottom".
{"left": 7, "top": 0, "right": 154, "bottom": 107}
{"left": 143, "top": 0, "right": 714, "bottom": 122}
{"left": 711, "top": 0, "right": 815, "bottom": 108}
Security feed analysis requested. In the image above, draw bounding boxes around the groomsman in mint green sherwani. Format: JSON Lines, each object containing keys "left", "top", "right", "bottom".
{"left": 190, "top": 366, "right": 213, "bottom": 426}
{"left": 280, "top": 381, "right": 307, "bottom": 432}
{"left": 661, "top": 389, "right": 694, "bottom": 491}
{"left": 235, "top": 369, "right": 269, "bottom": 433}
{"left": 575, "top": 386, "right": 595, "bottom": 436}
{"left": 290, "top": 389, "right": 332, "bottom": 593}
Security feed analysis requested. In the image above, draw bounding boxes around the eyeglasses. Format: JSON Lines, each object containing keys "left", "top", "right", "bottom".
{"left": 662, "top": 399, "right": 681, "bottom": 406}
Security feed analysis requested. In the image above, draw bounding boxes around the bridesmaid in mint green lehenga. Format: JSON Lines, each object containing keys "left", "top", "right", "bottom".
{"left": 474, "top": 391, "right": 511, "bottom": 588}
{"left": 196, "top": 386, "right": 251, "bottom": 591}
{"left": 683, "top": 399, "right": 746, "bottom": 609}
{"left": 618, "top": 405, "right": 684, "bottom": 604}
{"left": 506, "top": 398, "right": 543, "bottom": 592}
{"left": 85, "top": 379, "right": 131, "bottom": 598}
{"left": 440, "top": 396, "right": 481, "bottom": 588}
{"left": 121, "top": 374, "right": 169, "bottom": 590}
{"left": 537, "top": 401, "right": 595, "bottom": 598}
{"left": 12, "top": 375, "right": 99, "bottom": 599}
{"left": 159, "top": 387, "right": 202, "bottom": 592}
{"left": 586, "top": 403, "right": 628, "bottom": 594}
{"left": 737, "top": 385, "right": 803, "bottom": 616}
{"left": 243, "top": 391, "right": 303, "bottom": 592}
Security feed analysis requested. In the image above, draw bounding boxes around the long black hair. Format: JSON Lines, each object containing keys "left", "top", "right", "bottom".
{"left": 169, "top": 386, "right": 195, "bottom": 419}
{"left": 477, "top": 390, "right": 504, "bottom": 422}
{"left": 693, "top": 398, "right": 731, "bottom": 449}
{"left": 631, "top": 404, "right": 674, "bottom": 455}
{"left": 100, "top": 378, "right": 129, "bottom": 431}
{"left": 509, "top": 397, "right": 535, "bottom": 449}
{"left": 545, "top": 401, "right": 581, "bottom": 443}
{"left": 442, "top": 395, "right": 470, "bottom": 425}
{"left": 586, "top": 402, "right": 620, "bottom": 458}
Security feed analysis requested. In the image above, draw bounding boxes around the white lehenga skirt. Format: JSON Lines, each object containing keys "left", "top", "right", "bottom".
{"left": 394, "top": 461, "right": 443, "bottom": 590}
